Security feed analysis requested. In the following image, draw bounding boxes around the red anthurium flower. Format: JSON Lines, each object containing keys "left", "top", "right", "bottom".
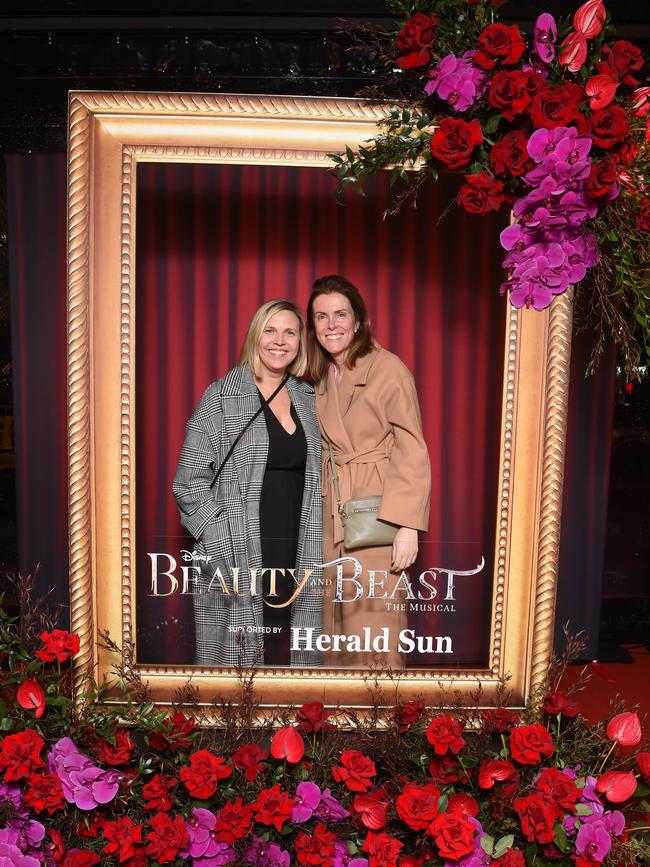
{"left": 16, "top": 678, "right": 46, "bottom": 719}
{"left": 606, "top": 712, "right": 642, "bottom": 746}
{"left": 573, "top": 0, "right": 606, "bottom": 39}
{"left": 448, "top": 793, "right": 479, "bottom": 818}
{"left": 633, "top": 86, "right": 650, "bottom": 117}
{"left": 596, "top": 770, "right": 637, "bottom": 803}
{"left": 558, "top": 31, "right": 588, "bottom": 72}
{"left": 270, "top": 726, "right": 305, "bottom": 763}
{"left": 478, "top": 759, "right": 516, "bottom": 789}
{"left": 586, "top": 74, "right": 619, "bottom": 111}
{"left": 636, "top": 751, "right": 650, "bottom": 782}
{"left": 353, "top": 790, "right": 389, "bottom": 830}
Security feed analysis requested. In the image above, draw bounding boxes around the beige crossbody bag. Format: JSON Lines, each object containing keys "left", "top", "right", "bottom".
{"left": 327, "top": 441, "right": 398, "bottom": 550}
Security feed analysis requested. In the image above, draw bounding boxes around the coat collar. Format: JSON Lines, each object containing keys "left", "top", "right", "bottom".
{"left": 221, "top": 364, "right": 314, "bottom": 397}
{"left": 315, "top": 343, "right": 380, "bottom": 395}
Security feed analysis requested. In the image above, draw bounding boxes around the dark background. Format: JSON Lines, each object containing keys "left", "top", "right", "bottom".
{"left": 0, "top": 1, "right": 648, "bottom": 660}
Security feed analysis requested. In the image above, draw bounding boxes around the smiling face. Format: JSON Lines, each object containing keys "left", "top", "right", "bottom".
{"left": 256, "top": 309, "right": 301, "bottom": 377}
{"left": 311, "top": 292, "right": 359, "bottom": 366}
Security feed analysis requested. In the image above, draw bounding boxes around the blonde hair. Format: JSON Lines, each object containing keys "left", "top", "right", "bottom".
{"left": 238, "top": 299, "right": 307, "bottom": 378}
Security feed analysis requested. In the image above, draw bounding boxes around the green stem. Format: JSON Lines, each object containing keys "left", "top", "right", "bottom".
{"left": 596, "top": 741, "right": 617, "bottom": 776}
{"left": 457, "top": 755, "right": 475, "bottom": 791}
{"left": 501, "top": 733, "right": 510, "bottom": 760}
{"left": 628, "top": 826, "right": 650, "bottom": 833}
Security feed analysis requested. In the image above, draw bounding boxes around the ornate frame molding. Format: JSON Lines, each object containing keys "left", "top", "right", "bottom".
{"left": 67, "top": 90, "right": 571, "bottom": 712}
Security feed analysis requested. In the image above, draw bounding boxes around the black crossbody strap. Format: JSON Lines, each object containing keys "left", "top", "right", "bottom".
{"left": 209, "top": 374, "right": 289, "bottom": 489}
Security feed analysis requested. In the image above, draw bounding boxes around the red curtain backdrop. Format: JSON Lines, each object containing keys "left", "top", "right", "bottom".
{"left": 5, "top": 153, "right": 616, "bottom": 666}
{"left": 134, "top": 162, "right": 506, "bottom": 666}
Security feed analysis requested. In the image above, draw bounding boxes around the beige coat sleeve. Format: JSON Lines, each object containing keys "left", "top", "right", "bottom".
{"left": 377, "top": 373, "right": 431, "bottom": 532}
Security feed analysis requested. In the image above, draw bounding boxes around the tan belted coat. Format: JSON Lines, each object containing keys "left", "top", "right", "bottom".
{"left": 316, "top": 345, "right": 431, "bottom": 668}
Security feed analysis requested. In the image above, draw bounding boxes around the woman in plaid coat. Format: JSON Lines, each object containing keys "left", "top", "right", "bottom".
{"left": 173, "top": 300, "right": 323, "bottom": 668}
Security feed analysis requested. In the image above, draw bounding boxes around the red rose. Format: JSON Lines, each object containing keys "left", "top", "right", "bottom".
{"left": 298, "top": 702, "right": 334, "bottom": 733}
{"left": 93, "top": 728, "right": 135, "bottom": 766}
{"left": 76, "top": 817, "right": 104, "bottom": 839}
{"left": 295, "top": 822, "right": 337, "bottom": 866}
{"left": 102, "top": 816, "right": 143, "bottom": 863}
{"left": 590, "top": 105, "right": 630, "bottom": 149}
{"left": 271, "top": 725, "right": 305, "bottom": 763}
{"left": 394, "top": 699, "right": 425, "bottom": 733}
{"left": 586, "top": 160, "right": 618, "bottom": 199}
{"left": 0, "top": 728, "right": 46, "bottom": 781}
{"left": 481, "top": 708, "right": 520, "bottom": 733}
{"left": 396, "top": 782, "right": 440, "bottom": 830}
{"left": 332, "top": 749, "right": 377, "bottom": 792}
{"left": 429, "top": 812, "right": 477, "bottom": 860}
{"left": 353, "top": 790, "right": 390, "bottom": 830}
{"left": 148, "top": 710, "right": 197, "bottom": 753}
{"left": 142, "top": 774, "right": 177, "bottom": 811}
{"left": 509, "top": 724, "right": 555, "bottom": 764}
{"left": 396, "top": 12, "right": 439, "bottom": 69}
{"left": 214, "top": 797, "right": 253, "bottom": 844}
{"left": 144, "top": 812, "right": 187, "bottom": 864}
{"left": 493, "top": 850, "right": 526, "bottom": 867}
{"left": 535, "top": 768, "right": 580, "bottom": 810}
{"left": 448, "top": 794, "right": 479, "bottom": 819}
{"left": 478, "top": 759, "right": 517, "bottom": 789}
{"left": 475, "top": 24, "right": 526, "bottom": 70}
{"left": 23, "top": 771, "right": 65, "bottom": 815}
{"left": 35, "top": 629, "right": 80, "bottom": 663}
{"left": 514, "top": 793, "right": 559, "bottom": 843}
{"left": 425, "top": 714, "right": 466, "bottom": 755}
{"left": 253, "top": 784, "right": 295, "bottom": 831}
{"left": 179, "top": 749, "right": 231, "bottom": 799}
{"left": 362, "top": 831, "right": 404, "bottom": 867}
{"left": 596, "top": 770, "right": 637, "bottom": 803}
{"left": 60, "top": 852, "right": 101, "bottom": 867}
{"left": 530, "top": 83, "right": 584, "bottom": 129}
{"left": 601, "top": 40, "right": 644, "bottom": 86}
{"left": 606, "top": 711, "right": 642, "bottom": 746}
{"left": 431, "top": 118, "right": 482, "bottom": 169}
{"left": 428, "top": 754, "right": 462, "bottom": 784}
{"left": 489, "top": 71, "right": 532, "bottom": 120}
{"left": 637, "top": 751, "right": 650, "bottom": 782}
{"left": 232, "top": 743, "right": 269, "bottom": 781}
{"left": 16, "top": 678, "right": 46, "bottom": 719}
{"left": 542, "top": 691, "right": 580, "bottom": 717}
{"left": 458, "top": 172, "right": 504, "bottom": 215}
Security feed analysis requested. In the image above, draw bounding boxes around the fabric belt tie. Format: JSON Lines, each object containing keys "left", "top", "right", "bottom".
{"left": 322, "top": 445, "right": 390, "bottom": 545}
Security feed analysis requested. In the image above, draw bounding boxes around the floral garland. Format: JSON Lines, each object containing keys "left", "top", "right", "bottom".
{"left": 0, "top": 589, "right": 649, "bottom": 866}
{"left": 334, "top": 0, "right": 649, "bottom": 375}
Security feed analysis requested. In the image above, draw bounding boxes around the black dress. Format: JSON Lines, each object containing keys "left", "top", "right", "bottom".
{"left": 259, "top": 395, "right": 307, "bottom": 666}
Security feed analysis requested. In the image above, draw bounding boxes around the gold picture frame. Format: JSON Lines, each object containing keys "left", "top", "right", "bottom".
{"left": 67, "top": 90, "right": 572, "bottom": 714}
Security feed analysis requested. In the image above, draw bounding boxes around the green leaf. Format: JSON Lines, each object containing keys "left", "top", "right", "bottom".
{"left": 0, "top": 718, "right": 14, "bottom": 731}
{"left": 635, "top": 783, "right": 650, "bottom": 797}
{"left": 438, "top": 794, "right": 449, "bottom": 813}
{"left": 484, "top": 113, "right": 502, "bottom": 135}
{"left": 575, "top": 803, "right": 593, "bottom": 816}
{"left": 554, "top": 823, "right": 570, "bottom": 853}
{"left": 480, "top": 835, "right": 495, "bottom": 856}
{"left": 402, "top": 108, "right": 411, "bottom": 123}
{"left": 347, "top": 841, "right": 359, "bottom": 855}
{"left": 525, "top": 842, "right": 537, "bottom": 867}
{"left": 494, "top": 835, "right": 515, "bottom": 858}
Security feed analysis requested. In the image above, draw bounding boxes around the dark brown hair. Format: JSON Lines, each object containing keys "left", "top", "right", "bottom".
{"left": 306, "top": 275, "right": 374, "bottom": 383}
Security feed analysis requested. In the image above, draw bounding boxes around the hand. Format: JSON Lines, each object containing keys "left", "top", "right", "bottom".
{"left": 391, "top": 527, "right": 418, "bottom": 572}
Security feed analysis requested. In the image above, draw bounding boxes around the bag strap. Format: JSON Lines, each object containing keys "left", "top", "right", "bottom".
{"left": 327, "top": 440, "right": 345, "bottom": 520}
{"left": 210, "top": 374, "right": 288, "bottom": 489}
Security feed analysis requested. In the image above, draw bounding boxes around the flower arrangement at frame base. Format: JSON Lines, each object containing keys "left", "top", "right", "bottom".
{"left": 333, "top": 0, "right": 649, "bottom": 377}
{"left": 0, "top": 581, "right": 649, "bottom": 867}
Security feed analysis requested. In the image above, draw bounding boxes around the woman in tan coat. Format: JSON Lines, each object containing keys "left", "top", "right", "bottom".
{"left": 306, "top": 275, "right": 431, "bottom": 668}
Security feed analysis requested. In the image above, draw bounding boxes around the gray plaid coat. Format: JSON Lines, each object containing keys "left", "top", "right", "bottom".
{"left": 172, "top": 364, "right": 323, "bottom": 667}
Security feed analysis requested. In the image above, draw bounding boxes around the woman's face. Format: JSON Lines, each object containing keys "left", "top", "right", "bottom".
{"left": 257, "top": 309, "right": 301, "bottom": 377}
{"left": 311, "top": 292, "right": 359, "bottom": 365}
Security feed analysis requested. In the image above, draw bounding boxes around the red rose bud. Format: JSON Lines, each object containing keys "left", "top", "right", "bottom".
{"left": 558, "top": 31, "right": 588, "bottom": 72}
{"left": 596, "top": 770, "right": 637, "bottom": 802}
{"left": 586, "top": 74, "right": 619, "bottom": 111}
{"left": 270, "top": 725, "right": 305, "bottom": 763}
{"left": 606, "top": 711, "right": 642, "bottom": 746}
{"left": 542, "top": 691, "right": 580, "bottom": 717}
{"left": 16, "top": 678, "right": 46, "bottom": 719}
{"left": 636, "top": 751, "right": 650, "bottom": 782}
{"left": 573, "top": 0, "right": 606, "bottom": 39}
